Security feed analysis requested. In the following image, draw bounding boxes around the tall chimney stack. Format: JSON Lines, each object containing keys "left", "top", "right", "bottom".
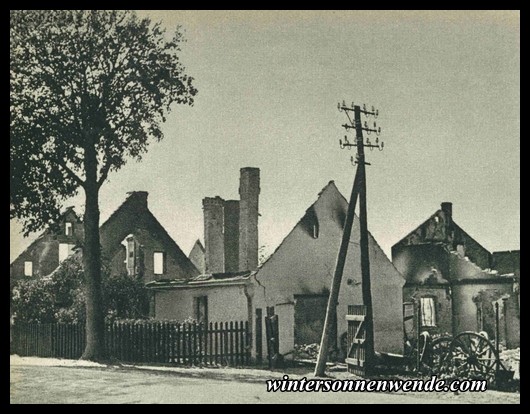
{"left": 441, "top": 202, "right": 453, "bottom": 242}
{"left": 203, "top": 196, "right": 225, "bottom": 273}
{"left": 239, "top": 167, "right": 260, "bottom": 271}
{"left": 223, "top": 200, "right": 240, "bottom": 273}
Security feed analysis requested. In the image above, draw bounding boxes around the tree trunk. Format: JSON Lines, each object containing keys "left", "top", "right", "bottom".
{"left": 80, "top": 143, "right": 105, "bottom": 360}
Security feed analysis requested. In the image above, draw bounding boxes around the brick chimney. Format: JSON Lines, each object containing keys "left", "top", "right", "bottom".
{"left": 239, "top": 167, "right": 260, "bottom": 271}
{"left": 441, "top": 202, "right": 453, "bottom": 242}
{"left": 203, "top": 196, "right": 225, "bottom": 273}
{"left": 224, "top": 200, "right": 240, "bottom": 273}
{"left": 126, "top": 191, "right": 149, "bottom": 210}
{"left": 441, "top": 202, "right": 452, "bottom": 218}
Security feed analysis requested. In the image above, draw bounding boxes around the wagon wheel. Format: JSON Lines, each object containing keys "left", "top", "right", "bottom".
{"left": 428, "top": 336, "right": 452, "bottom": 374}
{"left": 446, "top": 331, "right": 499, "bottom": 382}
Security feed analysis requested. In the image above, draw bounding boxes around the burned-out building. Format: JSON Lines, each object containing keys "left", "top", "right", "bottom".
{"left": 149, "top": 173, "right": 405, "bottom": 361}
{"left": 392, "top": 202, "right": 520, "bottom": 349}
{"left": 10, "top": 207, "right": 83, "bottom": 283}
{"left": 252, "top": 181, "right": 405, "bottom": 360}
{"left": 10, "top": 191, "right": 199, "bottom": 288}
{"left": 149, "top": 167, "right": 260, "bottom": 324}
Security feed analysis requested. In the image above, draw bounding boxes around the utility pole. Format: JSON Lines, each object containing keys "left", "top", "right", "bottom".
{"left": 314, "top": 101, "right": 383, "bottom": 377}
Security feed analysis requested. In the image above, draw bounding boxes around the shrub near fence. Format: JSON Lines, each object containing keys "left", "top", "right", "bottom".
{"left": 11, "top": 320, "right": 251, "bottom": 366}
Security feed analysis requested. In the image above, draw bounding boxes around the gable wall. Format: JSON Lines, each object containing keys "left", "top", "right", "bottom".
{"left": 10, "top": 210, "right": 83, "bottom": 282}
{"left": 253, "top": 184, "right": 405, "bottom": 356}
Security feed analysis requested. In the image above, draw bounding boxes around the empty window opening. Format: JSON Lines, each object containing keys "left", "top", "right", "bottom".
{"left": 153, "top": 252, "right": 165, "bottom": 275}
{"left": 24, "top": 261, "right": 33, "bottom": 277}
{"left": 59, "top": 243, "right": 75, "bottom": 262}
{"left": 420, "top": 297, "right": 436, "bottom": 327}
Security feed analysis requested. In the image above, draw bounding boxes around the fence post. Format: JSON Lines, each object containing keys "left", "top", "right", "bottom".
{"left": 208, "top": 322, "right": 213, "bottom": 365}
{"left": 168, "top": 322, "right": 172, "bottom": 364}
{"left": 191, "top": 323, "right": 197, "bottom": 365}
{"left": 212, "top": 322, "right": 219, "bottom": 364}
{"left": 183, "top": 323, "right": 188, "bottom": 365}
{"left": 222, "top": 321, "right": 226, "bottom": 365}
{"left": 196, "top": 322, "right": 203, "bottom": 364}
{"left": 146, "top": 321, "right": 151, "bottom": 362}
{"left": 235, "top": 321, "right": 240, "bottom": 366}
{"left": 176, "top": 323, "right": 181, "bottom": 364}
{"left": 416, "top": 301, "right": 421, "bottom": 372}
{"left": 121, "top": 322, "right": 126, "bottom": 362}
{"left": 158, "top": 321, "right": 162, "bottom": 363}
{"left": 56, "top": 323, "right": 60, "bottom": 358}
{"left": 188, "top": 323, "right": 193, "bottom": 365}
{"left": 160, "top": 321, "right": 165, "bottom": 363}
{"left": 228, "top": 321, "right": 233, "bottom": 366}
{"left": 165, "top": 322, "right": 170, "bottom": 364}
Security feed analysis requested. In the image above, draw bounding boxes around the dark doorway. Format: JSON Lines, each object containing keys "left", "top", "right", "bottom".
{"left": 294, "top": 294, "right": 336, "bottom": 346}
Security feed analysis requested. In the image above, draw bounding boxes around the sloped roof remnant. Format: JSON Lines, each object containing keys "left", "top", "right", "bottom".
{"left": 146, "top": 270, "right": 256, "bottom": 289}
{"left": 99, "top": 191, "right": 199, "bottom": 277}
{"left": 190, "top": 239, "right": 205, "bottom": 253}
{"left": 255, "top": 180, "right": 401, "bottom": 276}
{"left": 10, "top": 207, "right": 82, "bottom": 266}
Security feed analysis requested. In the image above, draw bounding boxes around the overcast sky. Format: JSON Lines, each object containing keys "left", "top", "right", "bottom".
{"left": 10, "top": 10, "right": 520, "bottom": 263}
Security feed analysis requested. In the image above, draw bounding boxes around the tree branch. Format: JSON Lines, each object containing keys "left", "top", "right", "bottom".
{"left": 56, "top": 158, "right": 85, "bottom": 188}
{"left": 97, "top": 157, "right": 112, "bottom": 188}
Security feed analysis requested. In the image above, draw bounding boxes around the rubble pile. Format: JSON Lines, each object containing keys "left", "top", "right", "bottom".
{"left": 293, "top": 343, "right": 344, "bottom": 362}
{"left": 500, "top": 347, "right": 520, "bottom": 380}
{"left": 294, "top": 343, "right": 320, "bottom": 360}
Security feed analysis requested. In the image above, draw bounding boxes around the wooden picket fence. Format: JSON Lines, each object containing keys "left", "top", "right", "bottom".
{"left": 11, "top": 320, "right": 251, "bottom": 366}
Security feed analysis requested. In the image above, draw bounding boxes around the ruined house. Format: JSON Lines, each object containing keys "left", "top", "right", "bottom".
{"left": 98, "top": 191, "right": 198, "bottom": 283}
{"left": 10, "top": 207, "right": 83, "bottom": 284}
{"left": 392, "top": 202, "right": 520, "bottom": 349}
{"left": 10, "top": 191, "right": 199, "bottom": 292}
{"left": 148, "top": 171, "right": 405, "bottom": 361}
{"left": 251, "top": 181, "right": 405, "bottom": 360}
{"left": 148, "top": 168, "right": 259, "bottom": 325}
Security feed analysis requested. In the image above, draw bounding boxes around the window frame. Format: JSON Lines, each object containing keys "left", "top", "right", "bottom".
{"left": 65, "top": 222, "right": 73, "bottom": 236}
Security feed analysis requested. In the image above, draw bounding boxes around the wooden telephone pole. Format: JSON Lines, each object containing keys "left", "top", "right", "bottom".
{"left": 314, "top": 101, "right": 383, "bottom": 377}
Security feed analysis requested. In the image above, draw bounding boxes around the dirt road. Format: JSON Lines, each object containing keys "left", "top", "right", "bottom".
{"left": 10, "top": 357, "right": 520, "bottom": 404}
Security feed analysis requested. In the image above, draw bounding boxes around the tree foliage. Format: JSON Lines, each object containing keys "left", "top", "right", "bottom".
{"left": 11, "top": 256, "right": 149, "bottom": 324}
{"left": 11, "top": 10, "right": 197, "bottom": 358}
{"left": 10, "top": 10, "right": 197, "bottom": 234}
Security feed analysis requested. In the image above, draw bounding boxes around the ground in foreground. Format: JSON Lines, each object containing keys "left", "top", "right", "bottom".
{"left": 10, "top": 356, "right": 520, "bottom": 404}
